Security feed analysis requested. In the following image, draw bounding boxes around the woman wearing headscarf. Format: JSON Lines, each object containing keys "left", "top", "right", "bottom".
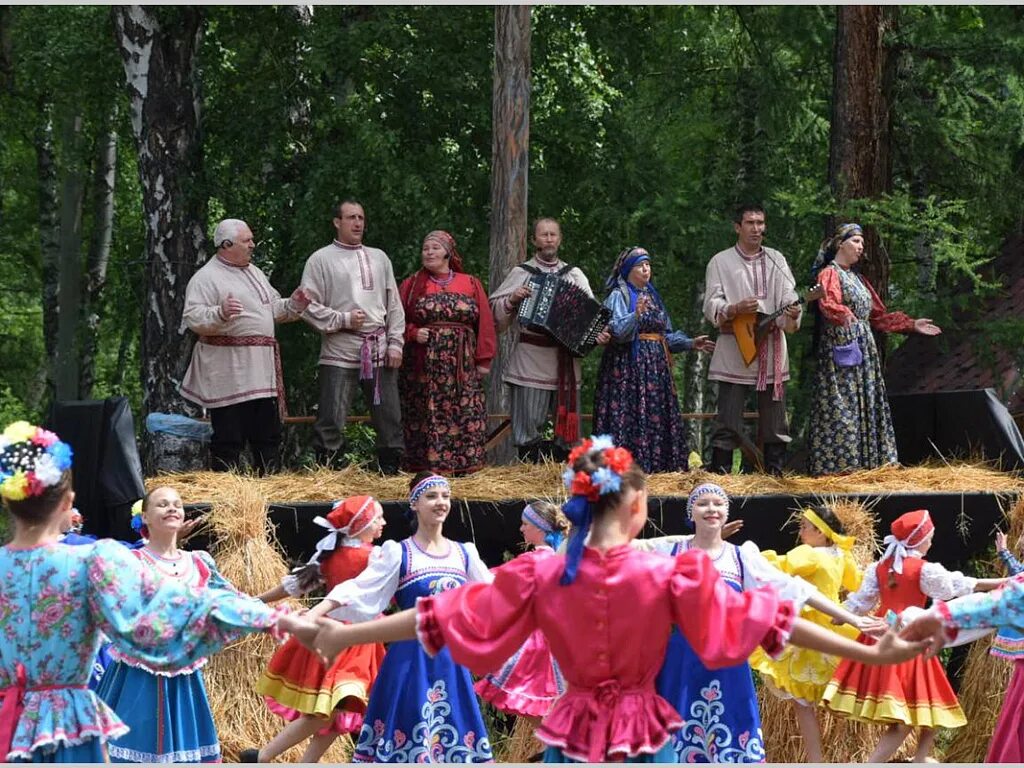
{"left": 398, "top": 230, "right": 496, "bottom": 475}
{"left": 807, "top": 223, "right": 941, "bottom": 476}
{"left": 593, "top": 246, "right": 714, "bottom": 473}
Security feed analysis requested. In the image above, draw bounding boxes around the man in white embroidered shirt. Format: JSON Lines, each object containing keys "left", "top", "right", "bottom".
{"left": 300, "top": 200, "right": 405, "bottom": 474}
{"left": 180, "top": 218, "right": 310, "bottom": 474}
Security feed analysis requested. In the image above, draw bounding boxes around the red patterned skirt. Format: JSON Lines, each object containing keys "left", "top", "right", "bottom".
{"left": 821, "top": 633, "right": 965, "bottom": 728}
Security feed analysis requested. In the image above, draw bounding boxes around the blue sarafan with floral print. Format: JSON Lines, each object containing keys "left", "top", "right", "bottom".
{"left": 324, "top": 537, "right": 494, "bottom": 763}
{"left": 0, "top": 540, "right": 280, "bottom": 762}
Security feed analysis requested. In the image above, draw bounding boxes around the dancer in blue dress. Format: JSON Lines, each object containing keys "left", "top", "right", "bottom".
{"left": 97, "top": 487, "right": 250, "bottom": 763}
{"left": 0, "top": 421, "right": 284, "bottom": 763}
{"left": 652, "top": 484, "right": 880, "bottom": 762}
{"left": 316, "top": 472, "right": 494, "bottom": 763}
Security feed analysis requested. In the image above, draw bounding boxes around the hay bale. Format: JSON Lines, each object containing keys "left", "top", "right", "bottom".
{"left": 190, "top": 474, "right": 353, "bottom": 763}
{"left": 147, "top": 460, "right": 1024, "bottom": 506}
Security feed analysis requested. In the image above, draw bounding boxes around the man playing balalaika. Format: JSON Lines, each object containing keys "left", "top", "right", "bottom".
{"left": 703, "top": 203, "right": 801, "bottom": 476}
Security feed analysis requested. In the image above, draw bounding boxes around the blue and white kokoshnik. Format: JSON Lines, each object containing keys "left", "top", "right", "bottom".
{"left": 409, "top": 475, "right": 450, "bottom": 508}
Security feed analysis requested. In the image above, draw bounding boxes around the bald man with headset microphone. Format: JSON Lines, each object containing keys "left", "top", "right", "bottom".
{"left": 180, "top": 218, "right": 311, "bottom": 474}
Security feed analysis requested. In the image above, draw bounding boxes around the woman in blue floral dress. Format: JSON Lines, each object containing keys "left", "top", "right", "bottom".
{"left": 314, "top": 472, "right": 494, "bottom": 763}
{"left": 0, "top": 421, "right": 284, "bottom": 763}
{"left": 593, "top": 247, "right": 714, "bottom": 474}
{"left": 807, "top": 223, "right": 942, "bottom": 476}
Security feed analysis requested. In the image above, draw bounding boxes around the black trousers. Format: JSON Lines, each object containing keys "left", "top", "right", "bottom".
{"left": 209, "top": 397, "right": 282, "bottom": 475}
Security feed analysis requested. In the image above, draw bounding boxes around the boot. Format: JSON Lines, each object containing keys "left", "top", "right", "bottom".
{"left": 763, "top": 442, "right": 787, "bottom": 477}
{"left": 238, "top": 748, "right": 260, "bottom": 763}
{"left": 314, "top": 447, "right": 347, "bottom": 471}
{"left": 710, "top": 448, "right": 733, "bottom": 475}
{"left": 537, "top": 440, "right": 568, "bottom": 464}
{"left": 376, "top": 447, "right": 402, "bottom": 476}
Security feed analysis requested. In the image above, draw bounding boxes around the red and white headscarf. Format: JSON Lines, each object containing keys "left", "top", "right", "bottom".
{"left": 310, "top": 495, "right": 381, "bottom": 560}
{"left": 880, "top": 509, "right": 934, "bottom": 574}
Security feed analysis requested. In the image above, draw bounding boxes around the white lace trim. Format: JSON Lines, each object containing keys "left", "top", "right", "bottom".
{"left": 107, "top": 742, "right": 220, "bottom": 763}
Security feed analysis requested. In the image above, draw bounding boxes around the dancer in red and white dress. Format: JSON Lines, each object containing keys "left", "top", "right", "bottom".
{"left": 243, "top": 496, "right": 386, "bottom": 763}
{"left": 821, "top": 509, "right": 1006, "bottom": 762}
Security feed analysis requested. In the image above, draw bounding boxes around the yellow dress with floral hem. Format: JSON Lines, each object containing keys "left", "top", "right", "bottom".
{"left": 749, "top": 544, "right": 862, "bottom": 703}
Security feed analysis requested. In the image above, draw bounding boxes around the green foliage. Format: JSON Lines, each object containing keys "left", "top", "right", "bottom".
{"left": 1, "top": 6, "right": 1022, "bottom": 464}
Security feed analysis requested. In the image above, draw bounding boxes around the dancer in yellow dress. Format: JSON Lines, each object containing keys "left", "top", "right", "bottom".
{"left": 749, "top": 504, "right": 884, "bottom": 761}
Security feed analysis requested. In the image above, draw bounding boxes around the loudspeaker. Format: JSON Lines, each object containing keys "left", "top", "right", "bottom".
{"left": 888, "top": 388, "right": 1024, "bottom": 471}
{"left": 46, "top": 397, "right": 146, "bottom": 541}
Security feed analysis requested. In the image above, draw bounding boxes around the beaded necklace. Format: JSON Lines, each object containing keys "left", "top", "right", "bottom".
{"left": 428, "top": 270, "right": 455, "bottom": 290}
{"left": 143, "top": 545, "right": 191, "bottom": 579}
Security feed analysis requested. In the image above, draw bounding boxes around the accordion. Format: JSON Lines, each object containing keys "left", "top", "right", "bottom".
{"left": 517, "top": 273, "right": 611, "bottom": 357}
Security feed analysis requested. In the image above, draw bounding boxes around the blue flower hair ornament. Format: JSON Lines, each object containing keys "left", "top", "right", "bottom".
{"left": 559, "top": 435, "right": 635, "bottom": 585}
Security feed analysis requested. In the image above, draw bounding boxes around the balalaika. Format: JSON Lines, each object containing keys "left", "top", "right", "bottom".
{"left": 517, "top": 271, "right": 612, "bottom": 357}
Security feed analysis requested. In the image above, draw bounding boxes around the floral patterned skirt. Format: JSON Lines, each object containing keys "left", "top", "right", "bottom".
{"left": 400, "top": 327, "right": 487, "bottom": 475}
{"left": 656, "top": 628, "right": 765, "bottom": 763}
{"left": 351, "top": 639, "right": 492, "bottom": 763}
{"left": 593, "top": 339, "right": 688, "bottom": 474}
{"left": 807, "top": 329, "right": 898, "bottom": 476}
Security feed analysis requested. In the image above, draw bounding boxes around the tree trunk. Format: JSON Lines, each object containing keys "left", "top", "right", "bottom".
{"left": 681, "top": 281, "right": 707, "bottom": 465}
{"left": 35, "top": 100, "right": 60, "bottom": 398}
{"left": 486, "top": 5, "right": 531, "bottom": 464}
{"left": 54, "top": 111, "right": 85, "bottom": 401}
{"left": 0, "top": 6, "right": 12, "bottom": 93}
{"left": 114, "top": 6, "right": 208, "bottom": 472}
{"left": 79, "top": 105, "right": 119, "bottom": 398}
{"left": 828, "top": 5, "right": 896, "bottom": 300}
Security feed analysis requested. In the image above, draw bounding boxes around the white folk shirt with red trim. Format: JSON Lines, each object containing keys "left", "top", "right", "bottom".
{"left": 300, "top": 241, "right": 406, "bottom": 369}
{"left": 489, "top": 257, "right": 592, "bottom": 391}
{"left": 179, "top": 256, "right": 299, "bottom": 409}
{"left": 702, "top": 245, "right": 800, "bottom": 386}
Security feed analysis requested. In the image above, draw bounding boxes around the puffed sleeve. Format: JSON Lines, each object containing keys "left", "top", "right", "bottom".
{"left": 193, "top": 550, "right": 245, "bottom": 594}
{"left": 759, "top": 544, "right": 821, "bottom": 578}
{"left": 87, "top": 540, "right": 282, "bottom": 674}
{"left": 815, "top": 267, "right": 856, "bottom": 327}
{"left": 325, "top": 540, "right": 402, "bottom": 622}
{"left": 472, "top": 276, "right": 497, "bottom": 368}
{"left": 738, "top": 541, "right": 816, "bottom": 612}
{"left": 463, "top": 542, "right": 495, "bottom": 584}
{"left": 632, "top": 536, "right": 689, "bottom": 555}
{"left": 843, "top": 562, "right": 880, "bottom": 615}
{"left": 415, "top": 550, "right": 540, "bottom": 672}
{"left": 941, "top": 576, "right": 1024, "bottom": 633}
{"left": 399, "top": 274, "right": 421, "bottom": 344}
{"left": 664, "top": 311, "right": 695, "bottom": 352}
{"left": 670, "top": 548, "right": 796, "bottom": 667}
{"left": 919, "top": 561, "right": 978, "bottom": 601}
{"left": 606, "top": 289, "right": 638, "bottom": 341}
{"left": 841, "top": 550, "right": 864, "bottom": 593}
{"left": 383, "top": 256, "right": 405, "bottom": 353}
{"left": 863, "top": 276, "right": 915, "bottom": 333}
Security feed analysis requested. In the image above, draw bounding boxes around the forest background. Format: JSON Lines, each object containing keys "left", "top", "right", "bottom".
{"left": 1, "top": 5, "right": 1023, "bottom": 471}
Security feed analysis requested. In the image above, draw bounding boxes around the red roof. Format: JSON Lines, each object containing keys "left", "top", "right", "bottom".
{"left": 885, "top": 233, "right": 1024, "bottom": 415}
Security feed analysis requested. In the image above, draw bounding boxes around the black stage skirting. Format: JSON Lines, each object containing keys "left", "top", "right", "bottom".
{"left": 185, "top": 491, "right": 1013, "bottom": 574}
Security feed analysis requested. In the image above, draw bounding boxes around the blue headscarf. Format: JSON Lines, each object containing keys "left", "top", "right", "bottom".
{"left": 605, "top": 246, "right": 668, "bottom": 360}
{"left": 810, "top": 223, "right": 863, "bottom": 281}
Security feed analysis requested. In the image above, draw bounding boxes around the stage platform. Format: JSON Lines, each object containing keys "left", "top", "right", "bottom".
{"left": 149, "top": 464, "right": 1024, "bottom": 572}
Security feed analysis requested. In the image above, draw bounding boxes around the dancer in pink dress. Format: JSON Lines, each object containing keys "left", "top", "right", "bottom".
{"left": 475, "top": 501, "right": 568, "bottom": 718}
